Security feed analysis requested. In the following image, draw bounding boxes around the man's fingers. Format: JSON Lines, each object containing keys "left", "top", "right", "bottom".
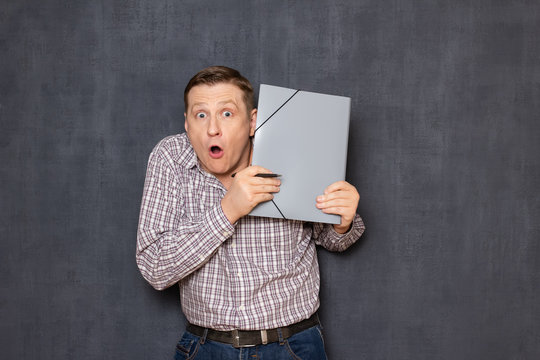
{"left": 250, "top": 176, "right": 281, "bottom": 186}
{"left": 317, "top": 190, "right": 358, "bottom": 203}
{"left": 317, "top": 191, "right": 346, "bottom": 202}
{"left": 320, "top": 206, "right": 345, "bottom": 215}
{"left": 243, "top": 165, "right": 273, "bottom": 177}
{"left": 254, "top": 185, "right": 280, "bottom": 194}
{"left": 323, "top": 180, "right": 351, "bottom": 194}
{"left": 244, "top": 175, "right": 280, "bottom": 190}
{"left": 316, "top": 198, "right": 350, "bottom": 209}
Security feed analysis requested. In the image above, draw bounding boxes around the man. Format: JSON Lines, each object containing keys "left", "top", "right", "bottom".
{"left": 136, "top": 66, "right": 365, "bottom": 359}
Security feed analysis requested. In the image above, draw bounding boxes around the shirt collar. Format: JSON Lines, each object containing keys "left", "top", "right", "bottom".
{"left": 180, "top": 137, "right": 198, "bottom": 170}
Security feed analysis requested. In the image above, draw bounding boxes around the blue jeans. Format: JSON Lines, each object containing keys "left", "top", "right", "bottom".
{"left": 174, "top": 325, "right": 328, "bottom": 360}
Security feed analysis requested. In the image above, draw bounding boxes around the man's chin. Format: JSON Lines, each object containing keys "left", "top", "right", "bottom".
{"left": 204, "top": 164, "right": 233, "bottom": 178}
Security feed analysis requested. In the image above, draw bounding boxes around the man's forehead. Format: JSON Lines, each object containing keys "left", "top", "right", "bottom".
{"left": 187, "top": 83, "right": 244, "bottom": 107}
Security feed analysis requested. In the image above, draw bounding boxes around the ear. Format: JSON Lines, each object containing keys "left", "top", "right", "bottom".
{"left": 249, "top": 108, "right": 257, "bottom": 137}
{"left": 184, "top": 112, "right": 188, "bottom": 133}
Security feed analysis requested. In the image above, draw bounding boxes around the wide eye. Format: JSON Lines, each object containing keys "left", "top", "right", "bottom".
{"left": 222, "top": 111, "right": 232, "bottom": 117}
{"left": 196, "top": 112, "right": 206, "bottom": 119}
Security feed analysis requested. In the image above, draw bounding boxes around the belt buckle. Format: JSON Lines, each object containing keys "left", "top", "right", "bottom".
{"left": 232, "top": 329, "right": 241, "bottom": 348}
{"left": 260, "top": 329, "right": 268, "bottom": 345}
{"left": 232, "top": 329, "right": 262, "bottom": 348}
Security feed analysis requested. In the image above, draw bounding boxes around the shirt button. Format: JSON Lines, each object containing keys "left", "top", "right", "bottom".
{"left": 199, "top": 255, "right": 205, "bottom": 261}
{"left": 239, "top": 305, "right": 245, "bottom": 311}
{"left": 237, "top": 271, "right": 242, "bottom": 277}
{"left": 231, "top": 242, "right": 236, "bottom": 248}
{"left": 223, "top": 231, "right": 231, "bottom": 237}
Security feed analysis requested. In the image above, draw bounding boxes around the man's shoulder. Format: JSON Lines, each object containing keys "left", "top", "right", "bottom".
{"left": 150, "top": 132, "right": 196, "bottom": 169}
{"left": 153, "top": 132, "right": 189, "bottom": 151}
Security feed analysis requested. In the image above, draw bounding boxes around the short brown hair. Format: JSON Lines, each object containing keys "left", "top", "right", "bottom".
{"left": 184, "top": 66, "right": 255, "bottom": 111}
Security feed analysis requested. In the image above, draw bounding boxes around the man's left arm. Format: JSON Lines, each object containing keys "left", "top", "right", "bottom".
{"left": 313, "top": 180, "right": 366, "bottom": 251}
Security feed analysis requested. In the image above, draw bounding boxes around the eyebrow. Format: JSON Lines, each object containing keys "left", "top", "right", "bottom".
{"left": 191, "top": 100, "right": 238, "bottom": 109}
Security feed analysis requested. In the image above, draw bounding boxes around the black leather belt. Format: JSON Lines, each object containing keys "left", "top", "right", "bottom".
{"left": 187, "top": 313, "right": 320, "bottom": 348}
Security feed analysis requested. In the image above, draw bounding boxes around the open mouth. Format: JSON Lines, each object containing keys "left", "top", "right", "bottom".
{"left": 209, "top": 145, "right": 224, "bottom": 159}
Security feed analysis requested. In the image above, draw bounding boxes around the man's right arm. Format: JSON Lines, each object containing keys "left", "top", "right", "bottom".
{"left": 136, "top": 147, "right": 234, "bottom": 290}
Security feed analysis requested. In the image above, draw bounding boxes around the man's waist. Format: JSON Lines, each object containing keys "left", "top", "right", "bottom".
{"left": 186, "top": 312, "right": 320, "bottom": 348}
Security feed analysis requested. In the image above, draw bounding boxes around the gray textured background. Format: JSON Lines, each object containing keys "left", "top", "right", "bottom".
{"left": 2, "top": 1, "right": 539, "bottom": 359}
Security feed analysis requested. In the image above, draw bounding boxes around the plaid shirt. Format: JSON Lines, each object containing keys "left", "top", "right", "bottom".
{"left": 136, "top": 133, "right": 365, "bottom": 331}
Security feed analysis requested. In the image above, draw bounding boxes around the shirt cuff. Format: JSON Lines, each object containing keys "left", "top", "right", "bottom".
{"left": 205, "top": 202, "right": 236, "bottom": 241}
{"left": 327, "top": 214, "right": 365, "bottom": 244}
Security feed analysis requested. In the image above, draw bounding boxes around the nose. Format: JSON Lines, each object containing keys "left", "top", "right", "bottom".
{"left": 207, "top": 116, "right": 221, "bottom": 136}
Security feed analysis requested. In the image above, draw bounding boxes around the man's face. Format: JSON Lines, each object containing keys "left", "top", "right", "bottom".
{"left": 184, "top": 82, "right": 257, "bottom": 181}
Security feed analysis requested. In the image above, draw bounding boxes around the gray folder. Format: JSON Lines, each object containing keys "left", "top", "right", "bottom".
{"left": 249, "top": 84, "right": 351, "bottom": 224}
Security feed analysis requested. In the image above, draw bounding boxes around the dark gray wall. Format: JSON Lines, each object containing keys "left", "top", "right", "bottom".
{"left": 2, "top": 1, "right": 539, "bottom": 359}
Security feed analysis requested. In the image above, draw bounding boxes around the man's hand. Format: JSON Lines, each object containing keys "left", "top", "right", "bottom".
{"left": 221, "top": 166, "right": 280, "bottom": 224}
{"left": 316, "top": 181, "right": 360, "bottom": 234}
